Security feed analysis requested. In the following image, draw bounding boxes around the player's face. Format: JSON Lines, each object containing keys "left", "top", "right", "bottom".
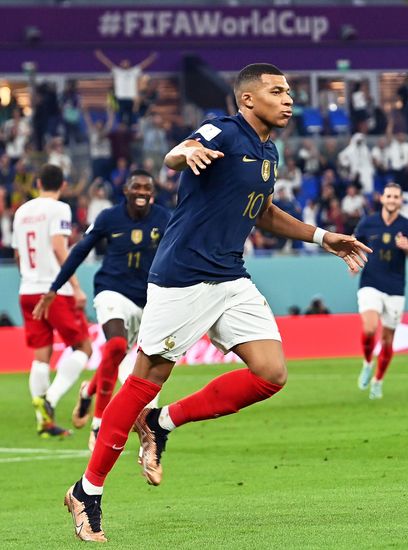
{"left": 124, "top": 176, "right": 155, "bottom": 214}
{"left": 381, "top": 186, "right": 403, "bottom": 214}
{"left": 249, "top": 74, "right": 293, "bottom": 128}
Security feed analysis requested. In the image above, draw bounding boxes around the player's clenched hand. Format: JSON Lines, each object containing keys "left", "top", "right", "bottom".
{"left": 73, "top": 288, "right": 87, "bottom": 310}
{"left": 33, "top": 291, "right": 56, "bottom": 320}
{"left": 321, "top": 232, "right": 372, "bottom": 273}
{"left": 185, "top": 147, "right": 224, "bottom": 175}
{"left": 396, "top": 232, "right": 408, "bottom": 251}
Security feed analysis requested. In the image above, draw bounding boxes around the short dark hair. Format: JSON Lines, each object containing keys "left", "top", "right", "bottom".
{"left": 383, "top": 182, "right": 402, "bottom": 194}
{"left": 126, "top": 169, "right": 154, "bottom": 184}
{"left": 234, "top": 63, "right": 284, "bottom": 96}
{"left": 39, "top": 164, "right": 64, "bottom": 191}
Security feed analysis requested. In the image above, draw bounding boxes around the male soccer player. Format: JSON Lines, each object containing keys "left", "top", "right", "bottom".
{"left": 34, "top": 170, "right": 171, "bottom": 450}
{"left": 12, "top": 164, "right": 92, "bottom": 437}
{"left": 356, "top": 182, "right": 408, "bottom": 399}
{"left": 62, "top": 63, "right": 371, "bottom": 543}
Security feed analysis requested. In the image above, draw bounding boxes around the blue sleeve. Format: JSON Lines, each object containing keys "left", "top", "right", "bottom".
{"left": 50, "top": 212, "right": 106, "bottom": 292}
{"left": 354, "top": 217, "right": 366, "bottom": 241}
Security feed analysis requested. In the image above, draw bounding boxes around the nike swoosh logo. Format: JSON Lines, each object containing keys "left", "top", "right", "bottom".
{"left": 112, "top": 444, "right": 125, "bottom": 451}
{"left": 111, "top": 232, "right": 124, "bottom": 238}
{"left": 242, "top": 155, "right": 257, "bottom": 162}
{"left": 75, "top": 522, "right": 84, "bottom": 536}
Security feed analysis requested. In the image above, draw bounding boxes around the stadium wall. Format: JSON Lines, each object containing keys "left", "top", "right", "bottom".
{"left": 2, "top": 255, "right": 408, "bottom": 325}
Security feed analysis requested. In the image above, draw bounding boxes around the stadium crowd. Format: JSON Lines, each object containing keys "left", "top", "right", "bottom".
{"left": 0, "top": 72, "right": 408, "bottom": 260}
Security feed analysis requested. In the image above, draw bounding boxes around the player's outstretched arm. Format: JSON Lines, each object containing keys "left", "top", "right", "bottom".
{"left": 94, "top": 49, "right": 115, "bottom": 70}
{"left": 138, "top": 52, "right": 158, "bottom": 71}
{"left": 164, "top": 140, "right": 224, "bottom": 174}
{"left": 257, "top": 201, "right": 371, "bottom": 272}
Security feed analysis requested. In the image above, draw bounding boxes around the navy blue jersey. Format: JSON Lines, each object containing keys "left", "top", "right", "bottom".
{"left": 51, "top": 203, "right": 171, "bottom": 307}
{"left": 354, "top": 212, "right": 408, "bottom": 295}
{"left": 149, "top": 113, "right": 279, "bottom": 287}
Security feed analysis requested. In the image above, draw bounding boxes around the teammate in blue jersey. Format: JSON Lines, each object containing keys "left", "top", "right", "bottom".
{"left": 355, "top": 182, "right": 408, "bottom": 399}
{"left": 33, "top": 170, "right": 171, "bottom": 450}
{"left": 62, "top": 63, "right": 371, "bottom": 543}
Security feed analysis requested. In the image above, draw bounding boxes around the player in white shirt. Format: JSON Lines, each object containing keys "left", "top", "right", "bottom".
{"left": 94, "top": 49, "right": 157, "bottom": 126}
{"left": 12, "top": 164, "right": 92, "bottom": 437}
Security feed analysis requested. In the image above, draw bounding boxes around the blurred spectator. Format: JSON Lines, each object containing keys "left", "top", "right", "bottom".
{"left": 47, "top": 137, "right": 73, "bottom": 179}
{"left": 10, "top": 158, "right": 37, "bottom": 211}
{"left": 0, "top": 154, "right": 14, "bottom": 200}
{"left": 87, "top": 179, "right": 113, "bottom": 225}
{"left": 371, "top": 136, "right": 389, "bottom": 193}
{"left": 278, "top": 157, "right": 302, "bottom": 198}
{"left": 109, "top": 121, "right": 133, "bottom": 163}
{"left": 109, "top": 157, "right": 129, "bottom": 203}
{"left": 75, "top": 194, "right": 89, "bottom": 233}
{"left": 319, "top": 137, "right": 340, "bottom": 173}
{"left": 32, "top": 81, "right": 60, "bottom": 151}
{"left": 397, "top": 75, "right": 408, "bottom": 132}
{"left": 385, "top": 132, "right": 408, "bottom": 191}
{"left": 0, "top": 312, "right": 14, "bottom": 325}
{"left": 0, "top": 93, "right": 17, "bottom": 127}
{"left": 317, "top": 182, "right": 337, "bottom": 231}
{"left": 288, "top": 305, "right": 301, "bottom": 316}
{"left": 297, "top": 138, "right": 320, "bottom": 175}
{"left": 141, "top": 113, "right": 169, "bottom": 178}
{"left": 0, "top": 186, "right": 12, "bottom": 258}
{"left": 94, "top": 49, "right": 158, "bottom": 126}
{"left": 137, "top": 75, "right": 159, "bottom": 118}
{"left": 156, "top": 166, "right": 179, "bottom": 210}
{"left": 338, "top": 133, "right": 375, "bottom": 195}
{"left": 83, "top": 107, "right": 114, "bottom": 180}
{"left": 305, "top": 295, "right": 331, "bottom": 315}
{"left": 60, "top": 79, "right": 83, "bottom": 146}
{"left": 341, "top": 183, "right": 366, "bottom": 234}
{"left": 326, "top": 197, "right": 344, "bottom": 234}
{"left": 350, "top": 81, "right": 369, "bottom": 133}
{"left": 3, "top": 107, "right": 31, "bottom": 163}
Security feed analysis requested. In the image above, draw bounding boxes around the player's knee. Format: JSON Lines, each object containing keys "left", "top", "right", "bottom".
{"left": 252, "top": 359, "right": 287, "bottom": 387}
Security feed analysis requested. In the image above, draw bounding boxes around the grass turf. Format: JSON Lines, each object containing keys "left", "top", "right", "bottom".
{"left": 1, "top": 356, "right": 408, "bottom": 549}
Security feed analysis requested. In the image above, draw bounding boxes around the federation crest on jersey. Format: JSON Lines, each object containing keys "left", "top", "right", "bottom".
{"left": 382, "top": 232, "right": 391, "bottom": 244}
{"left": 150, "top": 227, "right": 160, "bottom": 242}
{"left": 131, "top": 229, "right": 143, "bottom": 244}
{"left": 261, "top": 160, "right": 271, "bottom": 182}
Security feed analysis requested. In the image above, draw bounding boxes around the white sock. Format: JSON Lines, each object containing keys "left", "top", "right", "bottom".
{"left": 46, "top": 350, "right": 88, "bottom": 408}
{"left": 363, "top": 360, "right": 373, "bottom": 369}
{"left": 29, "top": 360, "right": 50, "bottom": 398}
{"left": 80, "top": 382, "right": 90, "bottom": 399}
{"left": 82, "top": 474, "right": 103, "bottom": 496}
{"left": 117, "top": 352, "right": 134, "bottom": 385}
{"left": 147, "top": 392, "right": 160, "bottom": 409}
{"left": 158, "top": 405, "right": 176, "bottom": 431}
{"left": 91, "top": 416, "right": 102, "bottom": 430}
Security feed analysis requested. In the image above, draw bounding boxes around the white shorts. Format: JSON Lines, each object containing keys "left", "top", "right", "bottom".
{"left": 93, "top": 290, "right": 143, "bottom": 347}
{"left": 357, "top": 286, "right": 405, "bottom": 330}
{"left": 138, "top": 278, "right": 281, "bottom": 362}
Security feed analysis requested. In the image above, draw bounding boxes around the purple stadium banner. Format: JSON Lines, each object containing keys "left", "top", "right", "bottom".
{"left": 0, "top": 6, "right": 408, "bottom": 72}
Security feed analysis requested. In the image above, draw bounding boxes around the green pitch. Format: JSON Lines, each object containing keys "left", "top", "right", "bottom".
{"left": 1, "top": 357, "right": 408, "bottom": 549}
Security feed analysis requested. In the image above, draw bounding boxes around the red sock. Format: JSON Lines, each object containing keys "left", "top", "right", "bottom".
{"left": 85, "top": 375, "right": 160, "bottom": 486}
{"left": 94, "top": 337, "right": 127, "bottom": 418}
{"left": 361, "top": 333, "right": 375, "bottom": 362}
{"left": 87, "top": 373, "right": 97, "bottom": 397}
{"left": 168, "top": 368, "right": 283, "bottom": 427}
{"left": 375, "top": 343, "right": 393, "bottom": 381}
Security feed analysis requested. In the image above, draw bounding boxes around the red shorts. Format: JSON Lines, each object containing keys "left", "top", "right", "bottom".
{"left": 20, "top": 294, "right": 89, "bottom": 349}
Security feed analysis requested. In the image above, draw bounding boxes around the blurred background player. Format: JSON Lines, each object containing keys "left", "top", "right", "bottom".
{"left": 34, "top": 170, "right": 171, "bottom": 450}
{"left": 12, "top": 164, "right": 91, "bottom": 437}
{"left": 356, "top": 182, "right": 408, "bottom": 399}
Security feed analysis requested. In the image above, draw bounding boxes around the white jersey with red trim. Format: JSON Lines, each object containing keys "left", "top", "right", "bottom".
{"left": 12, "top": 197, "right": 73, "bottom": 295}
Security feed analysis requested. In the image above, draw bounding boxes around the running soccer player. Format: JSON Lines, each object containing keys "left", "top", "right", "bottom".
{"left": 33, "top": 170, "right": 171, "bottom": 450}
{"left": 356, "top": 182, "right": 408, "bottom": 399}
{"left": 62, "top": 63, "right": 371, "bottom": 543}
{"left": 12, "top": 164, "right": 92, "bottom": 437}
